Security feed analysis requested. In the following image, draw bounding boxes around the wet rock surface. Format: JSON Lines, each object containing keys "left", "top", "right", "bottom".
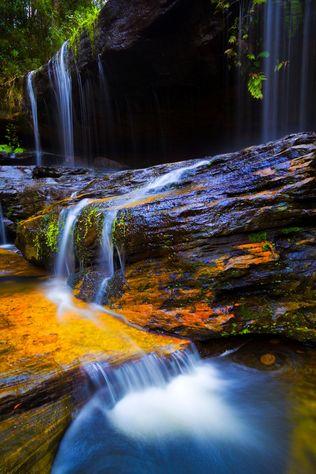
{"left": 14, "top": 133, "right": 316, "bottom": 341}
{"left": 0, "top": 248, "right": 184, "bottom": 472}
{"left": 0, "top": 165, "right": 101, "bottom": 227}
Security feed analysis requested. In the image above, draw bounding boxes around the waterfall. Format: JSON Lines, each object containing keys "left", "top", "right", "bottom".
{"left": 49, "top": 41, "right": 74, "bottom": 165}
{"left": 26, "top": 71, "right": 42, "bottom": 165}
{"left": 0, "top": 204, "right": 7, "bottom": 246}
{"left": 262, "top": 0, "right": 282, "bottom": 142}
{"left": 261, "top": 0, "right": 316, "bottom": 142}
{"left": 299, "top": 0, "right": 312, "bottom": 130}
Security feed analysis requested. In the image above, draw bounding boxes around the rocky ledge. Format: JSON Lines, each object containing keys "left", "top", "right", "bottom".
{"left": 14, "top": 133, "right": 316, "bottom": 342}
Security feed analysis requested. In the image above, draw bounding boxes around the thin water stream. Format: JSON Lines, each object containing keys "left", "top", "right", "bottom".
{"left": 27, "top": 71, "right": 42, "bottom": 165}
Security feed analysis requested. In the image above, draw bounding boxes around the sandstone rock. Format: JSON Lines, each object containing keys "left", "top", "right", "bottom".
{"left": 15, "top": 133, "right": 316, "bottom": 342}
{"left": 0, "top": 165, "right": 100, "bottom": 226}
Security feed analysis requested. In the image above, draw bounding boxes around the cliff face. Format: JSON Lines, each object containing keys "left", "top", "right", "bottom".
{"left": 15, "top": 133, "right": 316, "bottom": 342}
{"left": 27, "top": 0, "right": 245, "bottom": 167}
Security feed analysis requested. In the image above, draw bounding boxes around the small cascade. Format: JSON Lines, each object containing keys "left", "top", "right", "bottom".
{"left": 0, "top": 204, "right": 7, "bottom": 246}
{"left": 49, "top": 41, "right": 74, "bottom": 164}
{"left": 94, "top": 159, "right": 209, "bottom": 303}
{"left": 47, "top": 159, "right": 209, "bottom": 307}
{"left": 55, "top": 199, "right": 91, "bottom": 279}
{"left": 85, "top": 347, "right": 199, "bottom": 403}
{"left": 95, "top": 209, "right": 118, "bottom": 304}
{"left": 26, "top": 71, "right": 42, "bottom": 165}
{"left": 261, "top": 0, "right": 316, "bottom": 142}
{"left": 52, "top": 346, "right": 288, "bottom": 473}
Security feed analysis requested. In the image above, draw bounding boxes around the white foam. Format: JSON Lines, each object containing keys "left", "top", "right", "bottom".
{"left": 108, "top": 363, "right": 245, "bottom": 441}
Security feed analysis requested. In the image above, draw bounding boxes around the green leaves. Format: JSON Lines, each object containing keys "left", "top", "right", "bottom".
{"left": 274, "top": 60, "right": 289, "bottom": 72}
{"left": 0, "top": 144, "right": 13, "bottom": 153}
{"left": 247, "top": 72, "right": 266, "bottom": 100}
{"left": 0, "top": 144, "right": 25, "bottom": 154}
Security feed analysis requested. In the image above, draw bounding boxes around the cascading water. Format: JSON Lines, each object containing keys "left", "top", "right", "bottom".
{"left": 55, "top": 198, "right": 91, "bottom": 279}
{"left": 95, "top": 209, "right": 118, "bottom": 304}
{"left": 261, "top": 0, "right": 316, "bottom": 142}
{"left": 27, "top": 71, "right": 42, "bottom": 165}
{"left": 94, "top": 159, "right": 209, "bottom": 304}
{"left": 45, "top": 198, "right": 92, "bottom": 319}
{"left": 299, "top": 0, "right": 313, "bottom": 131}
{"left": 49, "top": 41, "right": 74, "bottom": 164}
{"left": 52, "top": 346, "right": 288, "bottom": 473}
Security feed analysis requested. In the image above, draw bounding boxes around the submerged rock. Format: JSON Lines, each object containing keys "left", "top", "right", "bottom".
{"left": 15, "top": 133, "right": 316, "bottom": 341}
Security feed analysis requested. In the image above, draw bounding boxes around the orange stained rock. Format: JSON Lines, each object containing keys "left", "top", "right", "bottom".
{"left": 260, "top": 353, "right": 276, "bottom": 366}
{"left": 231, "top": 242, "right": 279, "bottom": 267}
{"left": 289, "top": 154, "right": 314, "bottom": 172}
{"left": 194, "top": 243, "right": 278, "bottom": 278}
{"left": 0, "top": 251, "right": 186, "bottom": 391}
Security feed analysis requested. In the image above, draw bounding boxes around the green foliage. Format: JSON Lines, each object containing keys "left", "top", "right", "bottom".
{"left": 281, "top": 226, "right": 302, "bottom": 235}
{"left": 0, "top": 144, "right": 25, "bottom": 154}
{"left": 240, "top": 328, "right": 251, "bottom": 335}
{"left": 0, "top": 144, "right": 12, "bottom": 153}
{"left": 274, "top": 60, "right": 289, "bottom": 72}
{"left": 249, "top": 231, "right": 267, "bottom": 243}
{"left": 211, "top": 0, "right": 231, "bottom": 11}
{"left": 45, "top": 218, "right": 59, "bottom": 252}
{"left": 68, "top": 5, "right": 100, "bottom": 53}
{"left": 0, "top": 123, "right": 25, "bottom": 153}
{"left": 0, "top": 1, "right": 103, "bottom": 90}
{"left": 247, "top": 72, "right": 266, "bottom": 100}
{"left": 262, "top": 241, "right": 274, "bottom": 252}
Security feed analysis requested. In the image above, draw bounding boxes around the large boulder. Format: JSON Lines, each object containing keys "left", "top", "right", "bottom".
{"left": 15, "top": 133, "right": 316, "bottom": 342}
